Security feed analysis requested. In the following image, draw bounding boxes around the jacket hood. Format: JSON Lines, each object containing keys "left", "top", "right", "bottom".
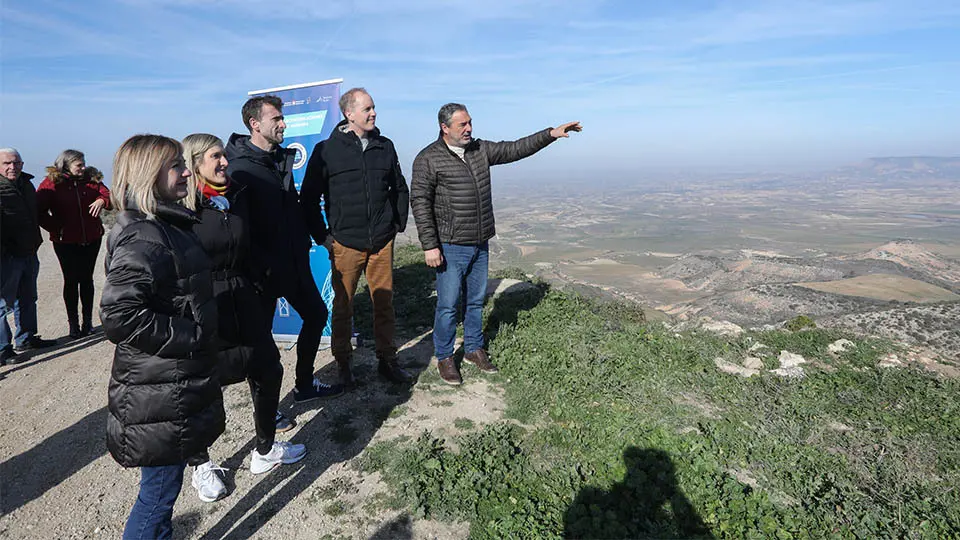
{"left": 226, "top": 133, "right": 265, "bottom": 163}
{"left": 44, "top": 166, "right": 104, "bottom": 185}
{"left": 119, "top": 200, "right": 199, "bottom": 228}
{"left": 334, "top": 119, "right": 382, "bottom": 141}
{"left": 226, "top": 133, "right": 294, "bottom": 165}
{"left": 156, "top": 200, "right": 200, "bottom": 227}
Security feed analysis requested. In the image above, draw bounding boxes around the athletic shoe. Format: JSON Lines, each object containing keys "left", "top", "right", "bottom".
{"left": 249, "top": 441, "right": 307, "bottom": 474}
{"left": 275, "top": 411, "right": 295, "bottom": 433}
{"left": 191, "top": 461, "right": 228, "bottom": 502}
{"left": 293, "top": 379, "right": 343, "bottom": 403}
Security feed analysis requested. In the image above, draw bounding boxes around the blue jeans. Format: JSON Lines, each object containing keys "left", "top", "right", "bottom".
{"left": 122, "top": 463, "right": 186, "bottom": 540}
{"left": 434, "top": 242, "right": 488, "bottom": 359}
{"left": 0, "top": 254, "right": 39, "bottom": 349}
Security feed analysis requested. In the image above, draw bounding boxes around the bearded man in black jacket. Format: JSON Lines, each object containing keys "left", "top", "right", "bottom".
{"left": 301, "top": 88, "right": 411, "bottom": 388}
{"left": 224, "top": 95, "right": 342, "bottom": 403}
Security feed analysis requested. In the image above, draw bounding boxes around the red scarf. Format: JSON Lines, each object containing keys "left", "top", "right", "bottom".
{"left": 201, "top": 178, "right": 230, "bottom": 200}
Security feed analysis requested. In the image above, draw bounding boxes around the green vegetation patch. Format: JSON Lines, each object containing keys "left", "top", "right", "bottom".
{"left": 359, "top": 249, "right": 960, "bottom": 538}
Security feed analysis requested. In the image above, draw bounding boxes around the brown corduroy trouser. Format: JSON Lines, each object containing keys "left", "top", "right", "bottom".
{"left": 329, "top": 238, "right": 397, "bottom": 361}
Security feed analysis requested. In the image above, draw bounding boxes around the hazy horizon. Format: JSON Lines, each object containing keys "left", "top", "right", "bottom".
{"left": 2, "top": 0, "right": 959, "bottom": 180}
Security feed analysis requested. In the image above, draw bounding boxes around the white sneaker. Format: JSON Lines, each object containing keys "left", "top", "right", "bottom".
{"left": 249, "top": 441, "right": 307, "bottom": 474}
{"left": 191, "top": 461, "right": 228, "bottom": 502}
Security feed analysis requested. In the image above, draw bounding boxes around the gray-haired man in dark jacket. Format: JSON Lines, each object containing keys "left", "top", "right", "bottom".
{"left": 1, "top": 148, "right": 56, "bottom": 364}
{"left": 410, "top": 105, "right": 581, "bottom": 385}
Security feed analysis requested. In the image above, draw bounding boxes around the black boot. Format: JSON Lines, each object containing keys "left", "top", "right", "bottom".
{"left": 68, "top": 313, "right": 81, "bottom": 339}
{"left": 378, "top": 356, "right": 413, "bottom": 383}
{"left": 80, "top": 303, "right": 94, "bottom": 336}
{"left": 337, "top": 356, "right": 356, "bottom": 389}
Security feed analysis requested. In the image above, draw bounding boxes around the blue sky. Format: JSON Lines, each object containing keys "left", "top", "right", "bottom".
{"left": 2, "top": 0, "right": 958, "bottom": 183}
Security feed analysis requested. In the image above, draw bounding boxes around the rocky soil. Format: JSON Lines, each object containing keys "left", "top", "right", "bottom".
{"left": 0, "top": 240, "right": 505, "bottom": 539}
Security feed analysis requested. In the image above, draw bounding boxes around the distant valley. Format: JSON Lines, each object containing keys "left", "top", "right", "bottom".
{"left": 404, "top": 156, "right": 960, "bottom": 361}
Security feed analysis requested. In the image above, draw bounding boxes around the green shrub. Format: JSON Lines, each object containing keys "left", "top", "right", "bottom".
{"left": 785, "top": 315, "right": 817, "bottom": 331}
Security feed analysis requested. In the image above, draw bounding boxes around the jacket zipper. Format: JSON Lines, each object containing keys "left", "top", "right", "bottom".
{"left": 361, "top": 139, "right": 373, "bottom": 248}
{"left": 74, "top": 180, "right": 88, "bottom": 244}
{"left": 447, "top": 144, "right": 482, "bottom": 242}
{"left": 222, "top": 205, "right": 243, "bottom": 345}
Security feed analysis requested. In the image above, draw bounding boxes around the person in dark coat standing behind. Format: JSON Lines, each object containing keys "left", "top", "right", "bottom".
{"left": 224, "top": 94, "right": 342, "bottom": 403}
{"left": 36, "top": 149, "right": 111, "bottom": 338}
{"left": 301, "top": 87, "right": 411, "bottom": 388}
{"left": 180, "top": 133, "right": 306, "bottom": 503}
{"left": 100, "top": 134, "right": 225, "bottom": 540}
{"left": 0, "top": 147, "right": 56, "bottom": 365}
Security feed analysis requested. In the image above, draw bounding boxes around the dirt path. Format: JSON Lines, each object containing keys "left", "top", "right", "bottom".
{"left": 1, "top": 241, "right": 504, "bottom": 539}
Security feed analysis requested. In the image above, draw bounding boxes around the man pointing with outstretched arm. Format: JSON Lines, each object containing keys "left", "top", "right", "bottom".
{"left": 410, "top": 103, "right": 581, "bottom": 385}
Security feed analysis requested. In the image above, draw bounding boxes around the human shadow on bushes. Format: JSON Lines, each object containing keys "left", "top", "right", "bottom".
{"left": 198, "top": 333, "right": 434, "bottom": 540}
{"left": 483, "top": 278, "right": 548, "bottom": 344}
{"left": 368, "top": 513, "right": 413, "bottom": 540}
{"left": 564, "top": 447, "right": 713, "bottom": 539}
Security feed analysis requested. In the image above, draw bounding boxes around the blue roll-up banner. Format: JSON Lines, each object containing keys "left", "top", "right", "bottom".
{"left": 247, "top": 79, "right": 342, "bottom": 342}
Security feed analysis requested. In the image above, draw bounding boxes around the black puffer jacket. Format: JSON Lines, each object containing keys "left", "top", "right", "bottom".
{"left": 0, "top": 173, "right": 43, "bottom": 257}
{"left": 301, "top": 122, "right": 409, "bottom": 252}
{"left": 101, "top": 202, "right": 224, "bottom": 468}
{"left": 191, "top": 184, "right": 275, "bottom": 385}
{"left": 224, "top": 133, "right": 311, "bottom": 296}
{"left": 410, "top": 129, "right": 554, "bottom": 250}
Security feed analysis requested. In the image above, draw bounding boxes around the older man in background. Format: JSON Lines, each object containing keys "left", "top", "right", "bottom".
{"left": 1, "top": 148, "right": 57, "bottom": 364}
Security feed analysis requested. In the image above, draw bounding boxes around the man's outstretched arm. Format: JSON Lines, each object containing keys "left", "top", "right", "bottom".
{"left": 485, "top": 121, "right": 582, "bottom": 166}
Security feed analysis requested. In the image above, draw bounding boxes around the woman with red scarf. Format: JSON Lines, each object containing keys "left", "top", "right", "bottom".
{"left": 179, "top": 133, "right": 305, "bottom": 503}
{"left": 36, "top": 149, "right": 111, "bottom": 338}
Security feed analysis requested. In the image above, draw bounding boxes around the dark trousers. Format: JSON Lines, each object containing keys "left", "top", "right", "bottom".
{"left": 261, "top": 256, "right": 328, "bottom": 390}
{"left": 190, "top": 343, "right": 283, "bottom": 461}
{"left": 52, "top": 240, "right": 101, "bottom": 328}
{"left": 122, "top": 463, "right": 185, "bottom": 540}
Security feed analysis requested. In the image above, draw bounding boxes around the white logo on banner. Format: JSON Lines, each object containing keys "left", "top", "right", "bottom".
{"left": 290, "top": 142, "right": 308, "bottom": 170}
{"left": 277, "top": 298, "right": 291, "bottom": 317}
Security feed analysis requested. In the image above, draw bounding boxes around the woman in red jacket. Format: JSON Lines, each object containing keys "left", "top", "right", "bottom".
{"left": 36, "top": 149, "right": 111, "bottom": 338}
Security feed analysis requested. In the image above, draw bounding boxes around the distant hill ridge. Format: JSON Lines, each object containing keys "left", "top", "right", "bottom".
{"left": 838, "top": 156, "right": 960, "bottom": 179}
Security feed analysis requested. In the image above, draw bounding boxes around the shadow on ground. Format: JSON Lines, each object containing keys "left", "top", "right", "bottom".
{"left": 0, "top": 330, "right": 107, "bottom": 380}
{"left": 368, "top": 513, "right": 413, "bottom": 540}
{"left": 0, "top": 406, "right": 108, "bottom": 514}
{"left": 564, "top": 447, "right": 713, "bottom": 539}
{"left": 484, "top": 280, "right": 548, "bottom": 344}
{"left": 197, "top": 333, "right": 434, "bottom": 540}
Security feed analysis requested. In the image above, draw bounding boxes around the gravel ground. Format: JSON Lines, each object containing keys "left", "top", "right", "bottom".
{"left": 1, "top": 240, "right": 503, "bottom": 539}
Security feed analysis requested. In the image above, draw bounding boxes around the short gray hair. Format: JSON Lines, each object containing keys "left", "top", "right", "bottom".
{"left": 0, "top": 147, "right": 21, "bottom": 159}
{"left": 438, "top": 103, "right": 467, "bottom": 127}
{"left": 339, "top": 87, "right": 369, "bottom": 116}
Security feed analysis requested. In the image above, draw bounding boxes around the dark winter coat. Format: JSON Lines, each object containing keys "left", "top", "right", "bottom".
{"left": 224, "top": 133, "right": 311, "bottom": 297}
{"left": 101, "top": 201, "right": 224, "bottom": 468}
{"left": 300, "top": 122, "right": 409, "bottom": 252}
{"left": 35, "top": 169, "right": 111, "bottom": 244}
{"left": 410, "top": 129, "right": 554, "bottom": 250}
{"left": 0, "top": 172, "right": 43, "bottom": 257}
{"left": 191, "top": 184, "right": 276, "bottom": 385}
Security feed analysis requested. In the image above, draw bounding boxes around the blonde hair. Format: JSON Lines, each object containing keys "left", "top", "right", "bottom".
{"left": 111, "top": 134, "right": 183, "bottom": 217}
{"left": 181, "top": 133, "right": 224, "bottom": 211}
